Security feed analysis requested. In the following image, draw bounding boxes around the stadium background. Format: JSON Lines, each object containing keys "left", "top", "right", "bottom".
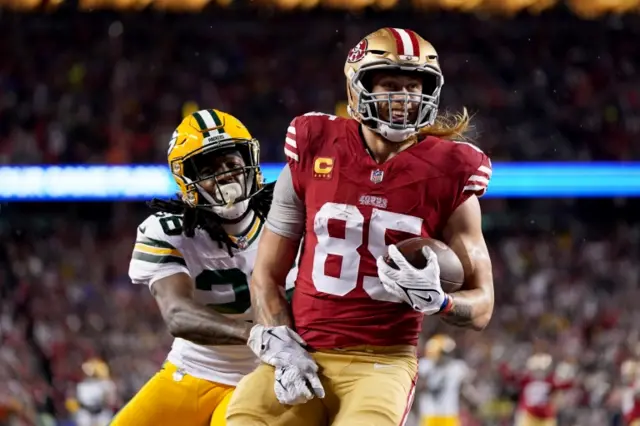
{"left": 1, "top": 0, "right": 640, "bottom": 425}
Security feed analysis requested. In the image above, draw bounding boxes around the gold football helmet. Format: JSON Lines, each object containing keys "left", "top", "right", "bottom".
{"left": 82, "top": 358, "right": 110, "bottom": 380}
{"left": 425, "top": 334, "right": 456, "bottom": 361}
{"left": 168, "top": 109, "right": 263, "bottom": 219}
{"left": 526, "top": 353, "right": 552, "bottom": 376}
{"left": 344, "top": 27, "right": 443, "bottom": 142}
{"left": 621, "top": 359, "right": 638, "bottom": 384}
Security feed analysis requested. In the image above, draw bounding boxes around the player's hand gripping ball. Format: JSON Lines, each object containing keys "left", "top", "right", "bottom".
{"left": 376, "top": 238, "right": 464, "bottom": 315}
{"left": 385, "top": 238, "right": 464, "bottom": 293}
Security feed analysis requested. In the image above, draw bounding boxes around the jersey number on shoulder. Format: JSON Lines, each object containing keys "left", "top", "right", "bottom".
{"left": 312, "top": 202, "right": 422, "bottom": 302}
{"left": 154, "top": 212, "right": 183, "bottom": 236}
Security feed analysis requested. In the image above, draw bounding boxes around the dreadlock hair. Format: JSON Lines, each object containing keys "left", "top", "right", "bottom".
{"left": 147, "top": 182, "right": 275, "bottom": 257}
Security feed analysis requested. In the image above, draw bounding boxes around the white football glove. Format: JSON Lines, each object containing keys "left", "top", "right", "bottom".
{"left": 376, "top": 244, "right": 447, "bottom": 315}
{"left": 274, "top": 365, "right": 325, "bottom": 405}
{"left": 248, "top": 324, "right": 319, "bottom": 373}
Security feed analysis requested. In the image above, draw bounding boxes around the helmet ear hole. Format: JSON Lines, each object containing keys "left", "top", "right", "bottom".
{"left": 422, "top": 73, "right": 439, "bottom": 96}
{"left": 182, "top": 159, "right": 199, "bottom": 182}
{"left": 360, "top": 71, "right": 374, "bottom": 92}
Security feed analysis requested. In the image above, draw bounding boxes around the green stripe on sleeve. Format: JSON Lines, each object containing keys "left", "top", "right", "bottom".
{"left": 136, "top": 236, "right": 176, "bottom": 249}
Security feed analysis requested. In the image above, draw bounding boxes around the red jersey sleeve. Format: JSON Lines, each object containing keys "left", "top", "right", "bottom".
{"left": 450, "top": 141, "right": 492, "bottom": 211}
{"left": 284, "top": 115, "right": 311, "bottom": 199}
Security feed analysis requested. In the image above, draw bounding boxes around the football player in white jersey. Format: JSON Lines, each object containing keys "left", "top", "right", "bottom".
{"left": 67, "top": 358, "right": 118, "bottom": 426}
{"left": 417, "top": 334, "right": 479, "bottom": 426}
{"left": 111, "top": 109, "right": 280, "bottom": 426}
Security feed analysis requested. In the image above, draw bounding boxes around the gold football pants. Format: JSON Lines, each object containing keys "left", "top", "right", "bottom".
{"left": 111, "top": 361, "right": 233, "bottom": 426}
{"left": 226, "top": 345, "right": 418, "bottom": 426}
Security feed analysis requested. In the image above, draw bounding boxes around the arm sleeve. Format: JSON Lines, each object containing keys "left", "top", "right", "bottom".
{"left": 265, "top": 164, "right": 305, "bottom": 241}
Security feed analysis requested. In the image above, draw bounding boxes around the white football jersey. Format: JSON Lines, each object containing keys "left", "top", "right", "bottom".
{"left": 129, "top": 212, "right": 294, "bottom": 386}
{"left": 76, "top": 379, "right": 116, "bottom": 412}
{"left": 417, "top": 358, "right": 469, "bottom": 417}
{"left": 622, "top": 382, "right": 640, "bottom": 418}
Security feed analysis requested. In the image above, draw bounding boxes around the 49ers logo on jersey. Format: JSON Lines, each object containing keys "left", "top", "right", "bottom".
{"left": 347, "top": 39, "right": 368, "bottom": 63}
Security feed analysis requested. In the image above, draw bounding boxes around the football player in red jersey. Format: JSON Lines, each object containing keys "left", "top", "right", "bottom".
{"left": 620, "top": 359, "right": 640, "bottom": 426}
{"left": 226, "top": 27, "right": 494, "bottom": 426}
{"left": 501, "top": 353, "right": 574, "bottom": 426}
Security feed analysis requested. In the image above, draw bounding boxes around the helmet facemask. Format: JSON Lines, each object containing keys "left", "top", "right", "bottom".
{"left": 348, "top": 63, "right": 443, "bottom": 143}
{"left": 176, "top": 140, "right": 263, "bottom": 221}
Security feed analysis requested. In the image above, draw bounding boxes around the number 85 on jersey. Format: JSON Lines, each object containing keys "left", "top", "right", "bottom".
{"left": 311, "top": 202, "right": 424, "bottom": 303}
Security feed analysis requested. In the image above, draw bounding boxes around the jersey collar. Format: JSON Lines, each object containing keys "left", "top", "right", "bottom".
{"left": 228, "top": 214, "right": 263, "bottom": 250}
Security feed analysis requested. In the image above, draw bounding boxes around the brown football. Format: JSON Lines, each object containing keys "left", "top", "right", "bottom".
{"left": 384, "top": 237, "right": 464, "bottom": 293}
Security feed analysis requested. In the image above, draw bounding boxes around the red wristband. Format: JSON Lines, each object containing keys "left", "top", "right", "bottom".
{"left": 438, "top": 294, "right": 454, "bottom": 314}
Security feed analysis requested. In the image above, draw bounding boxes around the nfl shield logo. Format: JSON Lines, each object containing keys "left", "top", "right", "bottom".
{"left": 370, "top": 169, "right": 384, "bottom": 184}
{"left": 236, "top": 236, "right": 248, "bottom": 250}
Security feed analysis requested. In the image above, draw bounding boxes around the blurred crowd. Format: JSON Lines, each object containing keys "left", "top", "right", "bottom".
{"left": 419, "top": 216, "right": 640, "bottom": 426}
{"left": 2, "top": 5, "right": 640, "bottom": 426}
{"left": 1, "top": 201, "right": 639, "bottom": 425}
{"left": 1, "top": 9, "right": 640, "bottom": 165}
{"left": 0, "top": 204, "right": 169, "bottom": 425}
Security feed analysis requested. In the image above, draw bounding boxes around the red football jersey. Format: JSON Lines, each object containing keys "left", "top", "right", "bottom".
{"left": 516, "top": 376, "right": 570, "bottom": 419}
{"left": 500, "top": 364, "right": 573, "bottom": 419}
{"left": 622, "top": 384, "right": 640, "bottom": 425}
{"left": 284, "top": 112, "right": 491, "bottom": 349}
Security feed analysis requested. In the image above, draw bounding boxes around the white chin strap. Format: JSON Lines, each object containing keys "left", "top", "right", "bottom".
{"left": 198, "top": 182, "right": 249, "bottom": 220}
{"left": 374, "top": 123, "right": 418, "bottom": 143}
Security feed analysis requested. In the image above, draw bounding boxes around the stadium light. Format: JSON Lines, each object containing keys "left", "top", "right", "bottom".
{"left": 1, "top": 163, "right": 639, "bottom": 201}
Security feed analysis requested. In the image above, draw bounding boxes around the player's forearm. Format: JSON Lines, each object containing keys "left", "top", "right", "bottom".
{"left": 165, "top": 301, "right": 252, "bottom": 345}
{"left": 250, "top": 174, "right": 302, "bottom": 328}
{"left": 441, "top": 195, "right": 494, "bottom": 330}
{"left": 250, "top": 276, "right": 293, "bottom": 327}
{"left": 440, "top": 274, "right": 493, "bottom": 330}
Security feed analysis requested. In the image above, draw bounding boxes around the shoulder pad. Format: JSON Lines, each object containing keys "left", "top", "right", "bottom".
{"left": 136, "top": 213, "right": 185, "bottom": 245}
{"left": 284, "top": 112, "right": 345, "bottom": 163}
{"left": 450, "top": 141, "right": 492, "bottom": 198}
{"left": 129, "top": 213, "right": 190, "bottom": 286}
{"left": 131, "top": 213, "right": 187, "bottom": 269}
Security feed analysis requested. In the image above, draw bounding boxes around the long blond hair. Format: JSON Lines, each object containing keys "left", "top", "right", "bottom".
{"left": 420, "top": 107, "right": 472, "bottom": 141}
